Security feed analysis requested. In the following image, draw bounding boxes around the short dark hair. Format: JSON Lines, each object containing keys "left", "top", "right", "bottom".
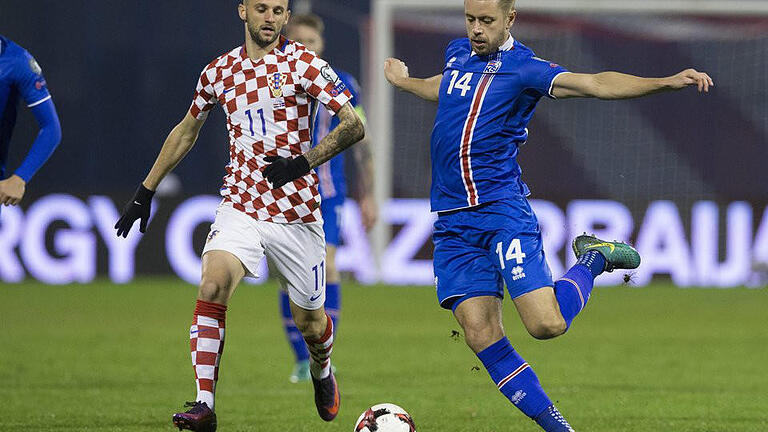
{"left": 288, "top": 13, "right": 325, "bottom": 34}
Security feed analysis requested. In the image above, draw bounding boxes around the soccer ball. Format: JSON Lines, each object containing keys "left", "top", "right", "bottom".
{"left": 354, "top": 403, "right": 416, "bottom": 432}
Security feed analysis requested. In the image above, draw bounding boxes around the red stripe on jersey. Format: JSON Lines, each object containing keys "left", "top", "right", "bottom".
{"left": 459, "top": 74, "right": 494, "bottom": 207}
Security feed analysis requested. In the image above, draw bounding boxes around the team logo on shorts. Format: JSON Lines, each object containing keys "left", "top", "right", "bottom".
{"left": 206, "top": 230, "right": 219, "bottom": 243}
{"left": 269, "top": 72, "right": 287, "bottom": 98}
{"left": 511, "top": 266, "right": 526, "bottom": 281}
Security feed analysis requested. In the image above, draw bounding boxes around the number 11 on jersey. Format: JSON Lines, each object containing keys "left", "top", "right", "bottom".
{"left": 245, "top": 108, "right": 266, "bottom": 136}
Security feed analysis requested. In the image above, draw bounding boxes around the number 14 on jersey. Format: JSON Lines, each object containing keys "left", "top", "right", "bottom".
{"left": 447, "top": 71, "right": 473, "bottom": 97}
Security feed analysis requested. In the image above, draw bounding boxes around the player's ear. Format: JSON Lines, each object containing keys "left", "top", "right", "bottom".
{"left": 238, "top": 1, "right": 247, "bottom": 22}
{"left": 507, "top": 9, "right": 516, "bottom": 30}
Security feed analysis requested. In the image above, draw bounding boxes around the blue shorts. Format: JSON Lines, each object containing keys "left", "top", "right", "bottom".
{"left": 320, "top": 195, "right": 344, "bottom": 247}
{"left": 433, "top": 197, "right": 554, "bottom": 311}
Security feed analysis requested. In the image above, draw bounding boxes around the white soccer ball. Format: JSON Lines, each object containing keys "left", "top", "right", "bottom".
{"left": 354, "top": 403, "right": 416, "bottom": 432}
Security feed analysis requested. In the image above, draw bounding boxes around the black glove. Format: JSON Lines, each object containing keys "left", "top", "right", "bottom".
{"left": 263, "top": 155, "right": 311, "bottom": 188}
{"left": 114, "top": 184, "right": 155, "bottom": 238}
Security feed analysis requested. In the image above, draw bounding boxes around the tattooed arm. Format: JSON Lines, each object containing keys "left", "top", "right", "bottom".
{"left": 262, "top": 102, "right": 365, "bottom": 188}
{"left": 305, "top": 103, "right": 365, "bottom": 168}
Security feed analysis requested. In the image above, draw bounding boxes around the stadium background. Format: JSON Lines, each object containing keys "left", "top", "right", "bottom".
{"left": 1, "top": 1, "right": 767, "bottom": 431}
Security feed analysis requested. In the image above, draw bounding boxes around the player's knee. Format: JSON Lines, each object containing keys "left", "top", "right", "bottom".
{"left": 527, "top": 318, "right": 567, "bottom": 340}
{"left": 461, "top": 319, "right": 503, "bottom": 352}
{"left": 198, "top": 278, "right": 228, "bottom": 304}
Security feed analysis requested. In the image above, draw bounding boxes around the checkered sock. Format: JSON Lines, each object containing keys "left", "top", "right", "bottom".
{"left": 190, "top": 300, "right": 227, "bottom": 410}
{"left": 304, "top": 314, "right": 334, "bottom": 380}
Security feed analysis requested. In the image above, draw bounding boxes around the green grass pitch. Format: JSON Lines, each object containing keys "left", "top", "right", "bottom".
{"left": 1, "top": 279, "right": 766, "bottom": 431}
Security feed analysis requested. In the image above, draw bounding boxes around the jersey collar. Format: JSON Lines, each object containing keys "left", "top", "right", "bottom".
{"left": 471, "top": 32, "right": 514, "bottom": 57}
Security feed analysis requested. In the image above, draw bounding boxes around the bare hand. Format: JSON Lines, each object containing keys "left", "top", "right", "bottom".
{"left": 0, "top": 175, "right": 26, "bottom": 206}
{"left": 358, "top": 195, "right": 378, "bottom": 231}
{"left": 384, "top": 58, "right": 410, "bottom": 87}
{"left": 669, "top": 69, "right": 714, "bottom": 92}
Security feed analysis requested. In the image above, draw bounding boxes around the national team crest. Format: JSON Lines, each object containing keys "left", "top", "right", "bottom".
{"left": 268, "top": 72, "right": 287, "bottom": 98}
{"left": 484, "top": 60, "right": 502, "bottom": 74}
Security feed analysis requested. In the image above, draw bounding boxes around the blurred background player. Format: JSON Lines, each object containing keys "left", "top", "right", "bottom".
{"left": 281, "top": 13, "right": 377, "bottom": 383}
{"left": 385, "top": 0, "right": 712, "bottom": 430}
{"left": 114, "top": 0, "right": 364, "bottom": 430}
{"left": 0, "top": 35, "right": 62, "bottom": 208}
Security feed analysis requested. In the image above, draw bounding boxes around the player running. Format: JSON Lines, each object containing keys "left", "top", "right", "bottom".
{"left": 114, "top": 1, "right": 364, "bottom": 430}
{"left": 384, "top": 0, "right": 712, "bottom": 430}
{"left": 281, "top": 13, "right": 377, "bottom": 383}
{"left": 0, "top": 35, "right": 62, "bottom": 208}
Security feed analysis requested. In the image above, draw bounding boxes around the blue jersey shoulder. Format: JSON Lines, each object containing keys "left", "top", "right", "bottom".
{"left": 0, "top": 35, "right": 51, "bottom": 107}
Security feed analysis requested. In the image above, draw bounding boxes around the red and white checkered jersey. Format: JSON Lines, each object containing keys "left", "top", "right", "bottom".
{"left": 189, "top": 36, "right": 352, "bottom": 224}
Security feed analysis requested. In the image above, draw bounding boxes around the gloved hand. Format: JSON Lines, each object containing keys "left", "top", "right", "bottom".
{"left": 263, "top": 155, "right": 311, "bottom": 188}
{"left": 114, "top": 184, "right": 155, "bottom": 238}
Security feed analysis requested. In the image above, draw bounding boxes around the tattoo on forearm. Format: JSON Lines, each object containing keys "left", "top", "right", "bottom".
{"left": 305, "top": 104, "right": 364, "bottom": 168}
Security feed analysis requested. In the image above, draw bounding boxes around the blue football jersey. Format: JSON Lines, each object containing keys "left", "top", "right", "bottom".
{"left": 313, "top": 69, "right": 363, "bottom": 200}
{"left": 0, "top": 35, "right": 51, "bottom": 178}
{"left": 430, "top": 36, "right": 568, "bottom": 212}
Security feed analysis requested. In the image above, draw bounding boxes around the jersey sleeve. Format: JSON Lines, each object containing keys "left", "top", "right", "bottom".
{"left": 15, "top": 51, "right": 51, "bottom": 108}
{"left": 521, "top": 55, "right": 569, "bottom": 99}
{"left": 295, "top": 50, "right": 352, "bottom": 114}
{"left": 188, "top": 62, "right": 218, "bottom": 120}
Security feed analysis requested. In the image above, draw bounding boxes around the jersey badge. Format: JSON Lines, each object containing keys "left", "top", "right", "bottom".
{"left": 269, "top": 72, "right": 287, "bottom": 98}
{"left": 484, "top": 59, "right": 502, "bottom": 74}
{"left": 28, "top": 57, "right": 43, "bottom": 75}
{"left": 35, "top": 79, "right": 47, "bottom": 90}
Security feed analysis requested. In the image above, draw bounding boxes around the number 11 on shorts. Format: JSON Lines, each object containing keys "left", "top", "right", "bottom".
{"left": 496, "top": 239, "right": 526, "bottom": 270}
{"left": 312, "top": 260, "right": 326, "bottom": 293}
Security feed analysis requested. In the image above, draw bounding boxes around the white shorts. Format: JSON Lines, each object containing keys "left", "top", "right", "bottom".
{"left": 202, "top": 204, "right": 327, "bottom": 310}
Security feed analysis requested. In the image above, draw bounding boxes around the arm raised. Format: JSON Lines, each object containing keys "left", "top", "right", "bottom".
{"left": 552, "top": 69, "right": 714, "bottom": 100}
{"left": 384, "top": 58, "right": 442, "bottom": 102}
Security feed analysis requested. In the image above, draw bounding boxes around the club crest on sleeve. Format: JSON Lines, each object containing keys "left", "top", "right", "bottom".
{"left": 269, "top": 72, "right": 287, "bottom": 98}
{"left": 35, "top": 79, "right": 47, "bottom": 90}
{"left": 28, "top": 57, "right": 42, "bottom": 75}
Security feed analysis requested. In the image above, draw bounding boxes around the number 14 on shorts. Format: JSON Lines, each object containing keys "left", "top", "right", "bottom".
{"left": 496, "top": 239, "right": 526, "bottom": 269}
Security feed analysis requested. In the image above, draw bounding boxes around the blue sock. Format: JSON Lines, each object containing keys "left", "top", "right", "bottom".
{"left": 477, "top": 338, "right": 553, "bottom": 419}
{"left": 280, "top": 290, "right": 309, "bottom": 362}
{"left": 325, "top": 283, "right": 341, "bottom": 337}
{"left": 555, "top": 251, "right": 604, "bottom": 329}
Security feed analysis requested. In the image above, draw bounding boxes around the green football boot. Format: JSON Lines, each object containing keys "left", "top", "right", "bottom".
{"left": 571, "top": 233, "right": 641, "bottom": 272}
{"left": 289, "top": 360, "right": 311, "bottom": 383}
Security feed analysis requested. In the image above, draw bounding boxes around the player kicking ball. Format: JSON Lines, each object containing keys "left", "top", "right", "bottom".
{"left": 385, "top": 0, "right": 712, "bottom": 430}
{"left": 115, "top": 1, "right": 364, "bottom": 430}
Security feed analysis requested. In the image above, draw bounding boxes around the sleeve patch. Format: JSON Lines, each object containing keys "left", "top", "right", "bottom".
{"left": 28, "top": 57, "right": 42, "bottom": 75}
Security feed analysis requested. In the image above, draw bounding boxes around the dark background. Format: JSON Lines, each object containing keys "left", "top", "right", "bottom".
{"left": 1, "top": 0, "right": 369, "bottom": 198}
